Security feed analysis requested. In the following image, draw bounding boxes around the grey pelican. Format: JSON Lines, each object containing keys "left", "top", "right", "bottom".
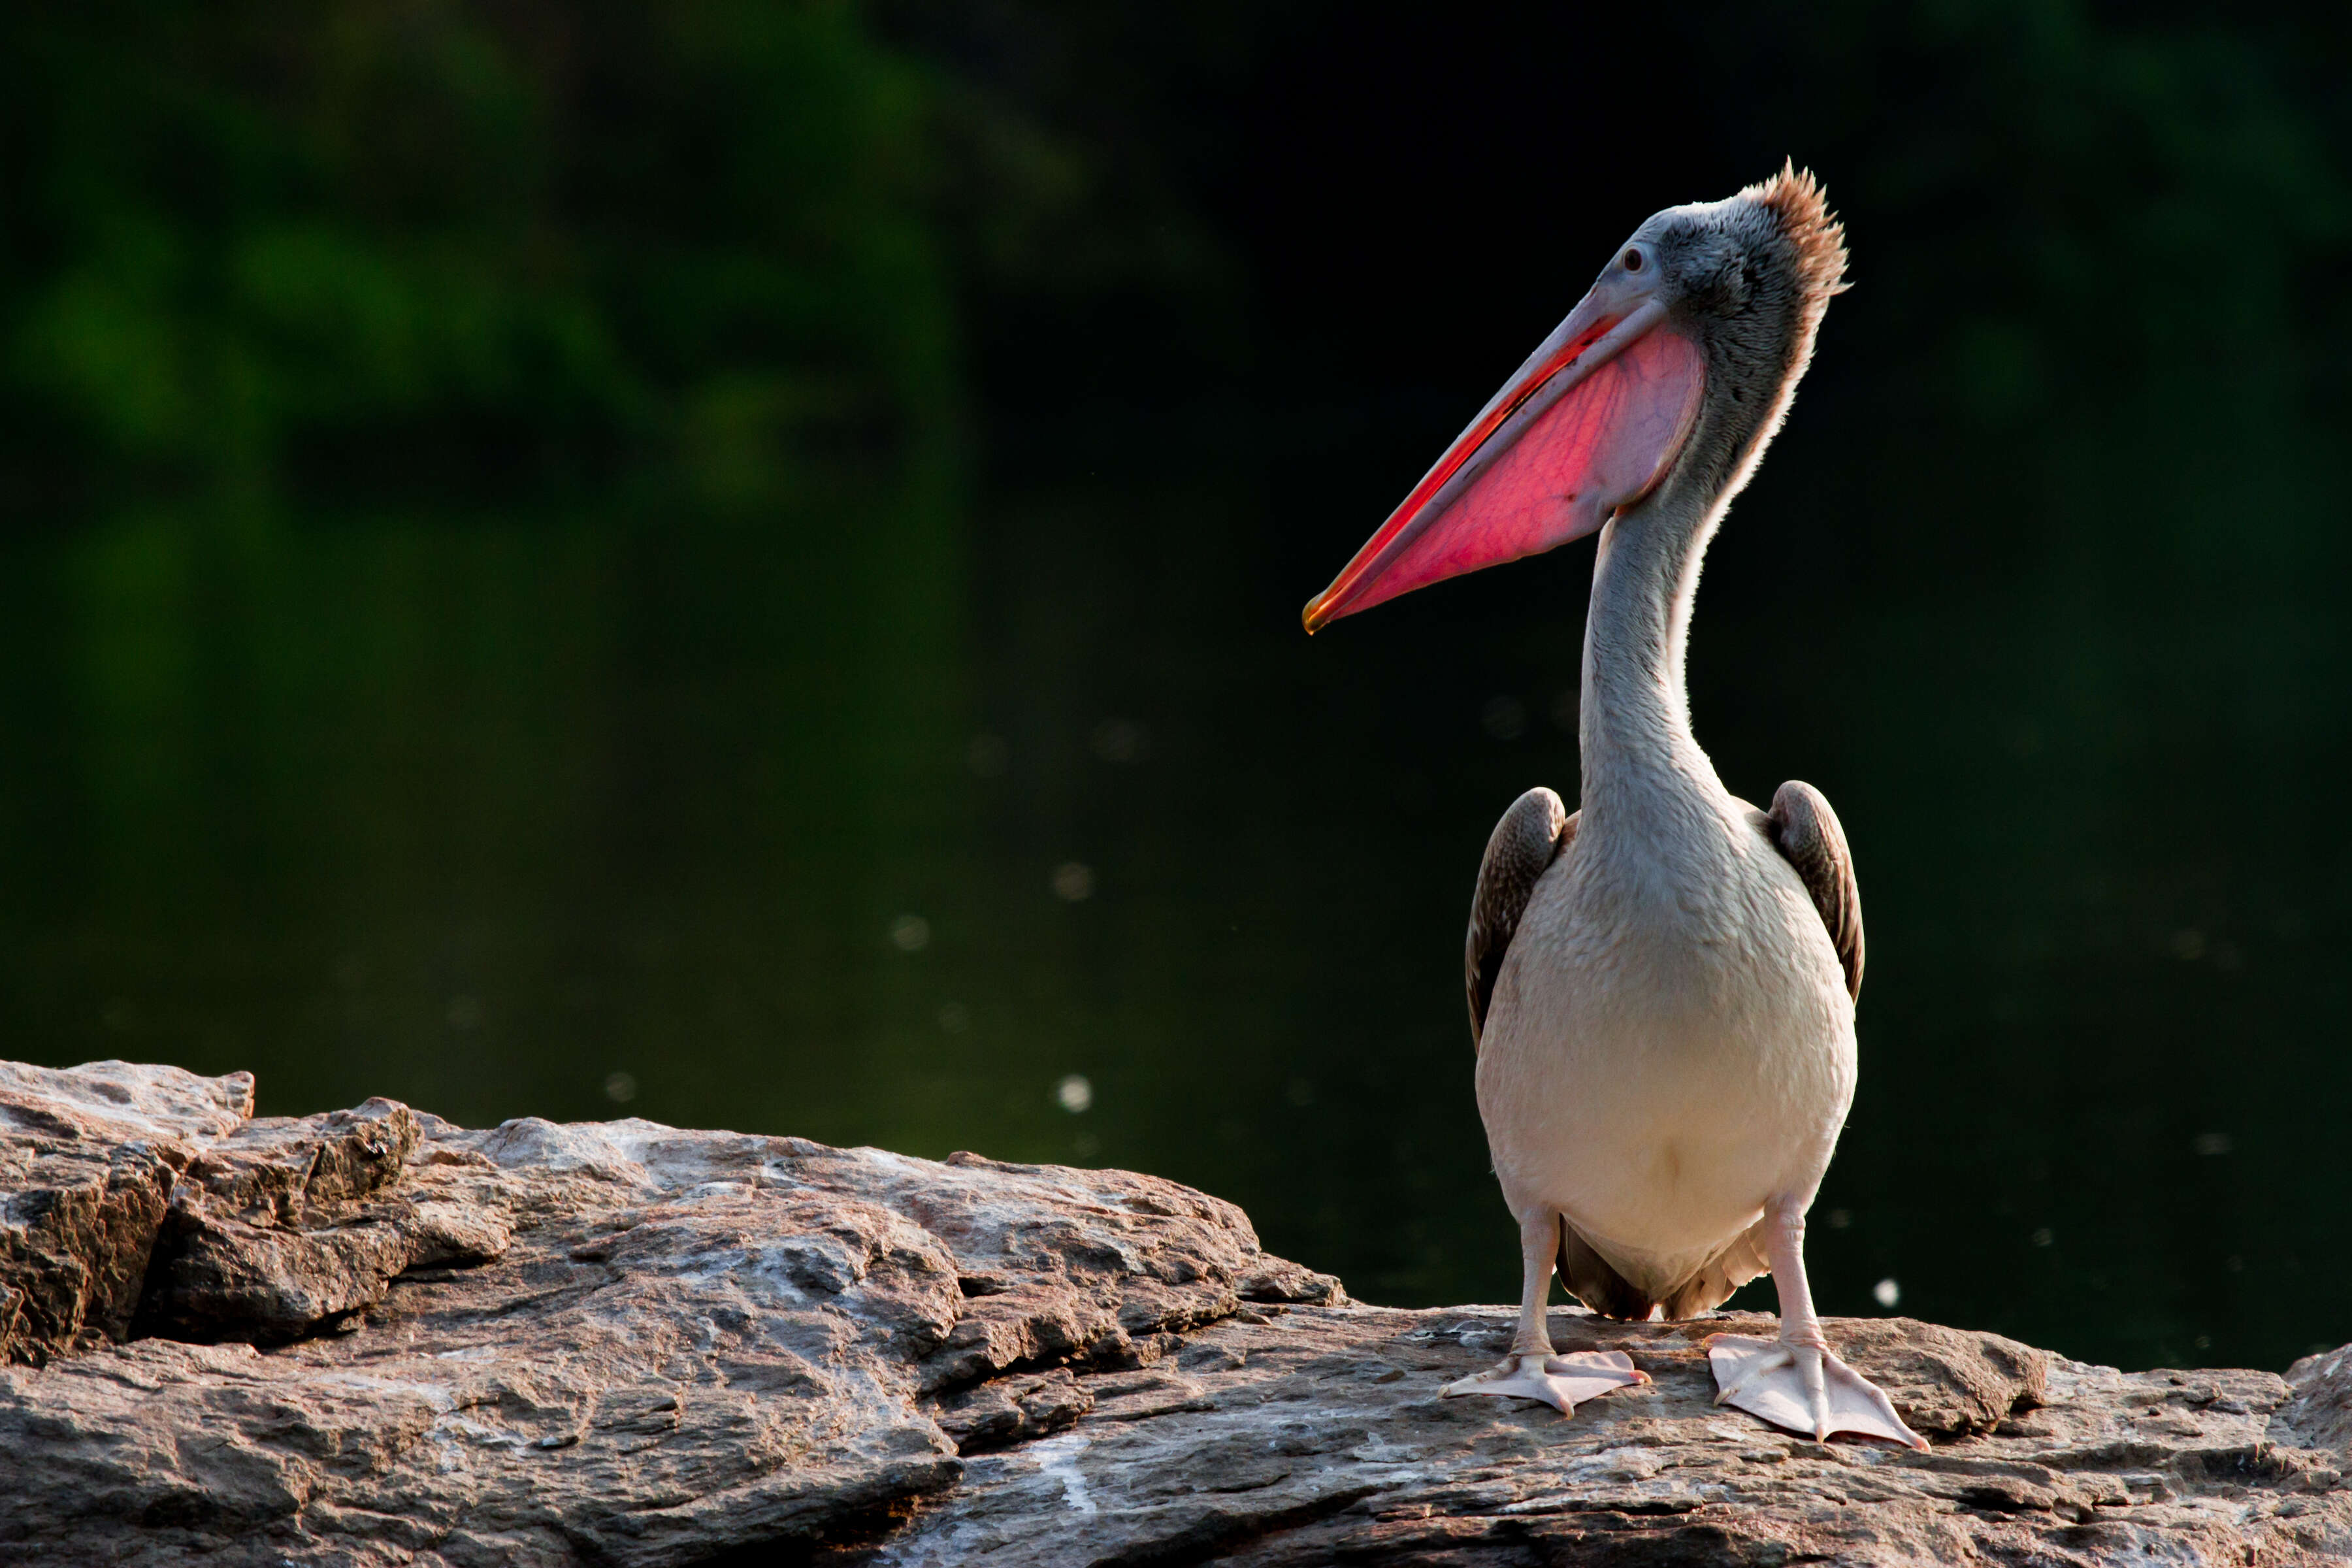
{"left": 1304, "top": 167, "right": 1923, "bottom": 1448}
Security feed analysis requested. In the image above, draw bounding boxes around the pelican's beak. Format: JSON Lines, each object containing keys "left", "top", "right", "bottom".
{"left": 1301, "top": 284, "right": 1702, "bottom": 632}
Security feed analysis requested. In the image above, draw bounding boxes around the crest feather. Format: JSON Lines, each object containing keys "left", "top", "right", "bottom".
{"left": 1744, "top": 160, "right": 1849, "bottom": 302}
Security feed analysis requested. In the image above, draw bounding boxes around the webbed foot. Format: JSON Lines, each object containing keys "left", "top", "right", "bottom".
{"left": 1704, "top": 1333, "right": 1927, "bottom": 1448}
{"left": 1440, "top": 1350, "right": 1648, "bottom": 1415}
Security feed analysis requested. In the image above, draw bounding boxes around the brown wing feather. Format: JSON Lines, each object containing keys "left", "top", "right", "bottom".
{"left": 1465, "top": 788, "right": 1576, "bottom": 1050}
{"left": 1762, "top": 779, "right": 1863, "bottom": 1002}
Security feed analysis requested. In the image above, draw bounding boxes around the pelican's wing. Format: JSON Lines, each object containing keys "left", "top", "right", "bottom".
{"left": 1763, "top": 780, "right": 1863, "bottom": 1002}
{"left": 1465, "top": 787, "right": 1576, "bottom": 1050}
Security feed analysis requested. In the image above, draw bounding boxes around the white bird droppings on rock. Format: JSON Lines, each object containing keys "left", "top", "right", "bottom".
{"left": 1026, "top": 1432, "right": 1099, "bottom": 1514}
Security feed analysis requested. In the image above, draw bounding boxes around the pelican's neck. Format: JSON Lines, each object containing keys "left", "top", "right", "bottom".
{"left": 1576, "top": 479, "right": 1727, "bottom": 818}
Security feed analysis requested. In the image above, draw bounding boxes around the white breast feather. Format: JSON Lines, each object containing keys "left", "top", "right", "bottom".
{"left": 1473, "top": 796, "right": 1855, "bottom": 1298}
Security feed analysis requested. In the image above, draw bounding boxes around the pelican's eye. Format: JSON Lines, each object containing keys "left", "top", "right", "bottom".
{"left": 1621, "top": 246, "right": 1646, "bottom": 274}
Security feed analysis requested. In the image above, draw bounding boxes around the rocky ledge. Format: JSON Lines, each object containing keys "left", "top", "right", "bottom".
{"left": 2, "top": 1059, "right": 2347, "bottom": 1566}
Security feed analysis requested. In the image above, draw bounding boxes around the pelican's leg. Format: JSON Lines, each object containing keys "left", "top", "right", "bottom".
{"left": 1440, "top": 1209, "right": 1646, "bottom": 1415}
{"left": 1704, "top": 1203, "right": 1927, "bottom": 1448}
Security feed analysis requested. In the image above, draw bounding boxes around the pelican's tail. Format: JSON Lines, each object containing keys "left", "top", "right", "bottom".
{"left": 1557, "top": 1217, "right": 1772, "bottom": 1322}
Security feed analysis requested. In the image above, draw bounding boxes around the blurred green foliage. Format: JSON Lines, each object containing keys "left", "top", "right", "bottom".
{"left": 12, "top": 0, "right": 2343, "bottom": 552}
{"left": 1728, "top": 1, "right": 2352, "bottom": 591}
{"left": 3, "top": 1, "right": 952, "bottom": 512}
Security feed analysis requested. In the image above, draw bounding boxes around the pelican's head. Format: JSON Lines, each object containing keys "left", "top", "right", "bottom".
{"left": 1302, "top": 165, "right": 1846, "bottom": 632}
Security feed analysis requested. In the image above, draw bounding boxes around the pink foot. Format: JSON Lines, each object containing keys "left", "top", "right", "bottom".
{"left": 1441, "top": 1350, "right": 1648, "bottom": 1415}
{"left": 1705, "top": 1333, "right": 1927, "bottom": 1448}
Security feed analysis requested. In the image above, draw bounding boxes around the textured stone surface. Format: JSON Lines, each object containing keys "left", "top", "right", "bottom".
{"left": 0, "top": 1062, "right": 1338, "bottom": 1566}
{"left": 0, "top": 1058, "right": 255, "bottom": 1362}
{"left": 877, "top": 1310, "right": 2352, "bottom": 1566}
{"left": 1, "top": 1058, "right": 2347, "bottom": 1567}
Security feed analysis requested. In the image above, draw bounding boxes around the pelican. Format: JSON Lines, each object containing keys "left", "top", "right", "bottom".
{"left": 1303, "top": 167, "right": 1923, "bottom": 1448}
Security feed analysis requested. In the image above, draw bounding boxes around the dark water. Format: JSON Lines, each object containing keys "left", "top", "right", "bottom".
{"left": 5, "top": 417, "right": 2348, "bottom": 1379}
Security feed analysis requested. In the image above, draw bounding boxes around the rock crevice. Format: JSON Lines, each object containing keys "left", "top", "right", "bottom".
{"left": 0, "top": 1058, "right": 2344, "bottom": 1566}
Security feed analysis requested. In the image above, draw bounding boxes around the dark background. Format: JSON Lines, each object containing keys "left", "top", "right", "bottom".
{"left": 5, "top": 1, "right": 2349, "bottom": 1374}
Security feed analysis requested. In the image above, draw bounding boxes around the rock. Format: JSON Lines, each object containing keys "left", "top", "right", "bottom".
{"left": 883, "top": 1313, "right": 2349, "bottom": 1565}
{"left": 2283, "top": 1343, "right": 2352, "bottom": 1452}
{"left": 928, "top": 1365, "right": 1095, "bottom": 1452}
{"left": 0, "top": 1058, "right": 254, "bottom": 1363}
{"left": 0, "top": 1058, "right": 2346, "bottom": 1567}
{"left": 131, "top": 1097, "right": 489, "bottom": 1344}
